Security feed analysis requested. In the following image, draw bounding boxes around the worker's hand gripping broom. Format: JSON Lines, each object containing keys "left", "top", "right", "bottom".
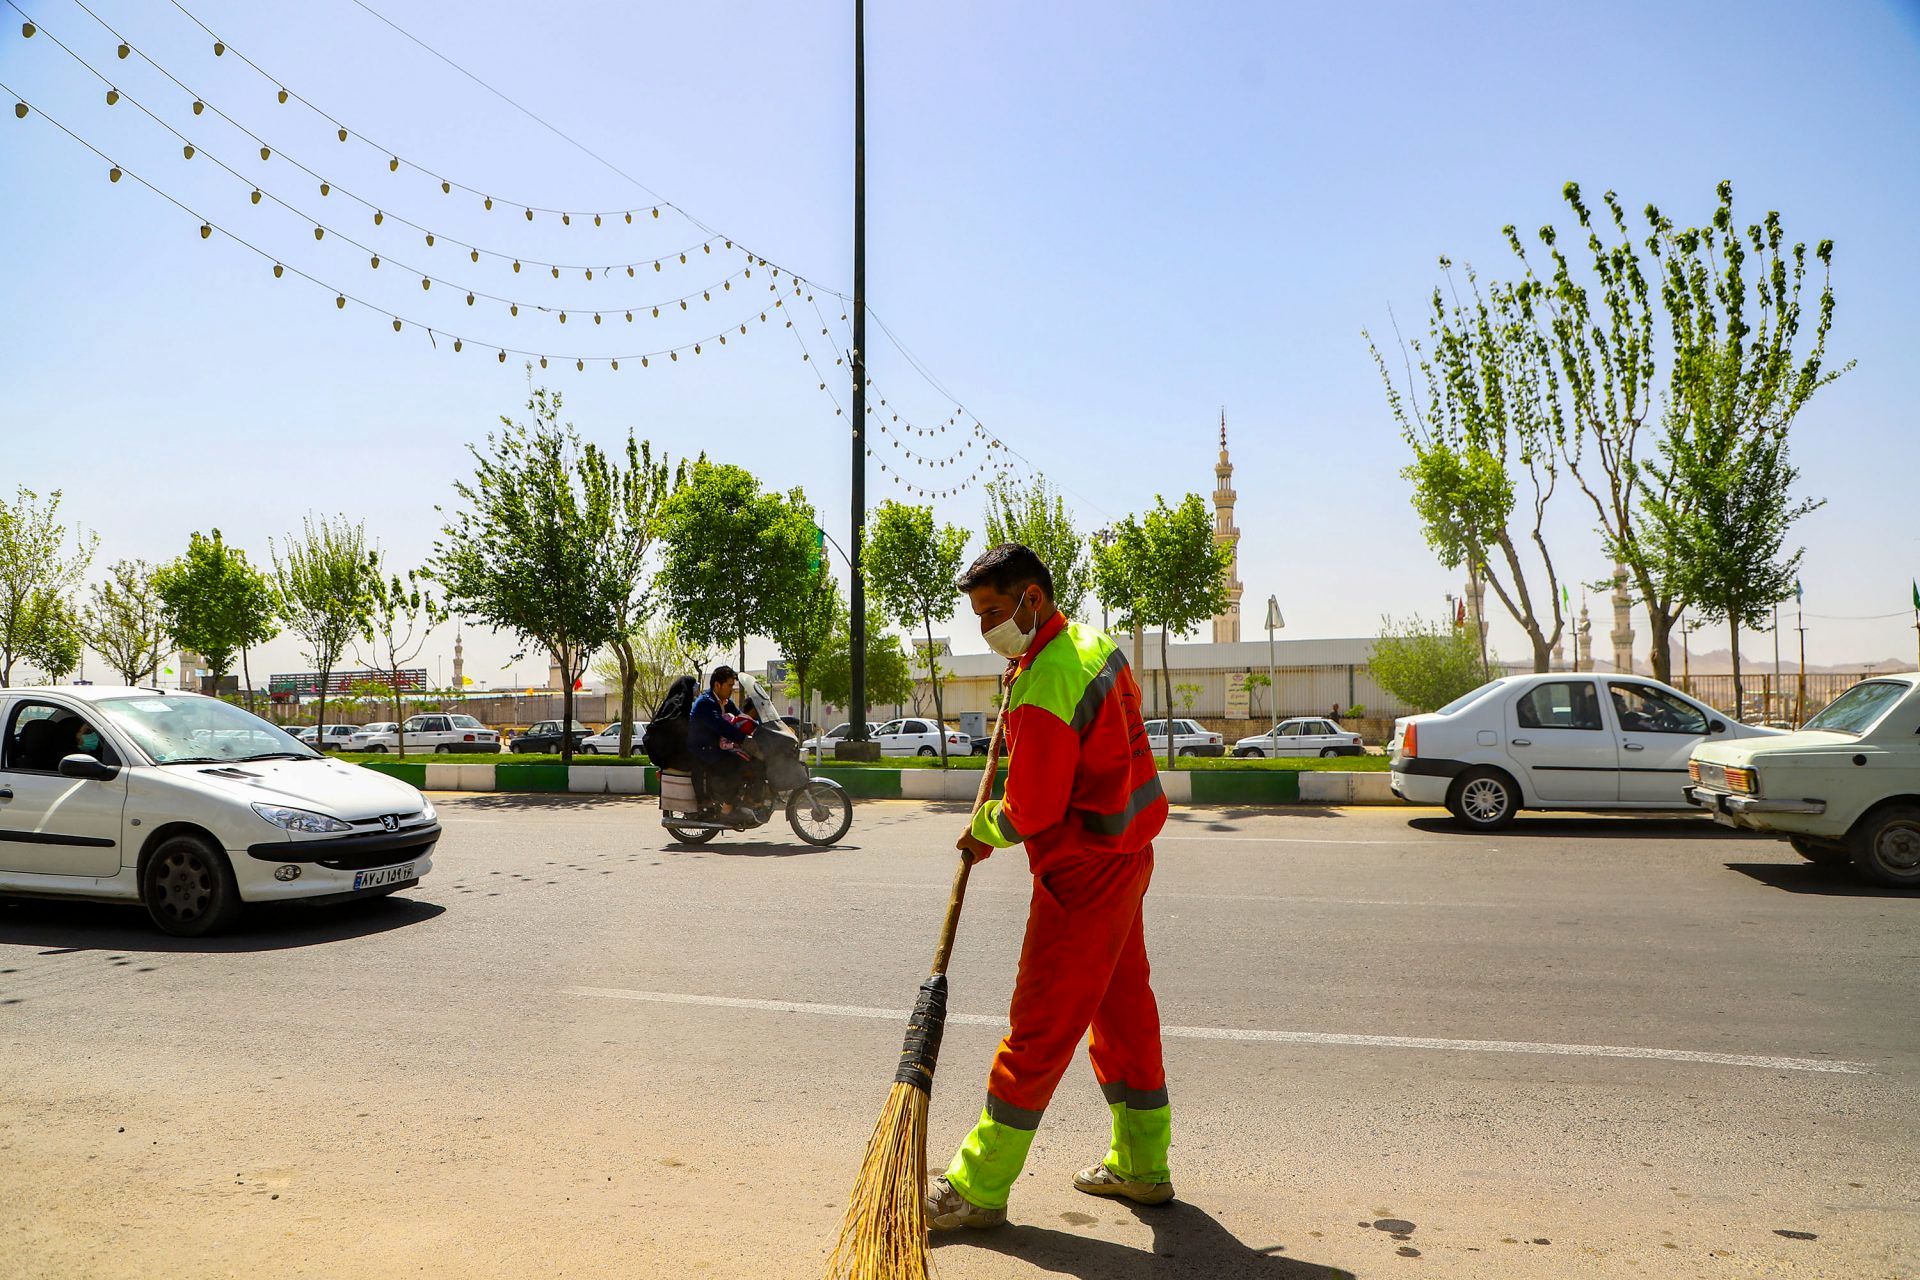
{"left": 822, "top": 713, "right": 1005, "bottom": 1280}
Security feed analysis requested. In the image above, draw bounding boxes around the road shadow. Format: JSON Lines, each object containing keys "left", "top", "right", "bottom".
{"left": 0, "top": 893, "right": 445, "bottom": 954}
{"left": 1163, "top": 806, "right": 1346, "bottom": 825}
{"left": 932, "top": 1200, "right": 1353, "bottom": 1278}
{"left": 438, "top": 792, "right": 653, "bottom": 813}
{"left": 1726, "top": 861, "right": 1918, "bottom": 898}
{"left": 1406, "top": 815, "right": 1743, "bottom": 840}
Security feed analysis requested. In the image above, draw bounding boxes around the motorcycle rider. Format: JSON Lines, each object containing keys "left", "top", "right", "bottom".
{"left": 688, "top": 665, "right": 753, "bottom": 817}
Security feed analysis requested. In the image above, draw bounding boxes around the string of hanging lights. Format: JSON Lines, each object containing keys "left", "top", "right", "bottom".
{"left": 145, "top": 0, "right": 668, "bottom": 228}
{"left": 7, "top": 3, "right": 747, "bottom": 282}
{"left": 1, "top": 79, "right": 798, "bottom": 372}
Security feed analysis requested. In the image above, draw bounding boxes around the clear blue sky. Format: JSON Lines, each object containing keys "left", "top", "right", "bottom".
{"left": 3, "top": 0, "right": 1917, "bottom": 687}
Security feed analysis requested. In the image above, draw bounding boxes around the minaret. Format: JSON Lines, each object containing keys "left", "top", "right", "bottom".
{"left": 1610, "top": 565, "right": 1635, "bottom": 674}
{"left": 451, "top": 628, "right": 465, "bottom": 690}
{"left": 1211, "top": 409, "right": 1243, "bottom": 643}
{"left": 1575, "top": 597, "right": 1592, "bottom": 672}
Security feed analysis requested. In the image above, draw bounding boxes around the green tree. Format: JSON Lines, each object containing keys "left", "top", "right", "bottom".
{"left": 864, "top": 501, "right": 970, "bottom": 762}
{"left": 1242, "top": 671, "right": 1271, "bottom": 720}
{"left": 815, "top": 611, "right": 914, "bottom": 720}
{"left": 1640, "top": 380, "right": 1820, "bottom": 716}
{"left": 85, "top": 559, "right": 169, "bottom": 686}
{"left": 431, "top": 390, "right": 624, "bottom": 763}
{"left": 593, "top": 620, "right": 711, "bottom": 737}
{"left": 1503, "top": 180, "right": 1849, "bottom": 682}
{"left": 1173, "top": 682, "right": 1201, "bottom": 717}
{"left": 0, "top": 487, "right": 96, "bottom": 686}
{"left": 656, "top": 461, "right": 817, "bottom": 670}
{"left": 274, "top": 516, "right": 375, "bottom": 746}
{"left": 598, "top": 434, "right": 684, "bottom": 756}
{"left": 1367, "top": 614, "right": 1494, "bottom": 713}
{"left": 983, "top": 476, "right": 1090, "bottom": 622}
{"left": 1368, "top": 265, "right": 1568, "bottom": 672}
{"left": 154, "top": 529, "right": 278, "bottom": 704}
{"left": 20, "top": 590, "right": 83, "bottom": 682}
{"left": 768, "top": 568, "right": 843, "bottom": 740}
{"left": 1096, "top": 495, "right": 1232, "bottom": 768}
{"left": 356, "top": 559, "right": 445, "bottom": 757}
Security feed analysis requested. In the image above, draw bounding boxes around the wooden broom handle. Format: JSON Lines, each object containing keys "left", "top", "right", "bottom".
{"left": 929, "top": 705, "right": 1006, "bottom": 977}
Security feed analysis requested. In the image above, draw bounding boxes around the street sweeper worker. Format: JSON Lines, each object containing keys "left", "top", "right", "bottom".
{"left": 926, "top": 541, "right": 1174, "bottom": 1231}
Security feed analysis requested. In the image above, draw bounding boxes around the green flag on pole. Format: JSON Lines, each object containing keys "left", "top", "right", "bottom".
{"left": 1912, "top": 579, "right": 1919, "bottom": 611}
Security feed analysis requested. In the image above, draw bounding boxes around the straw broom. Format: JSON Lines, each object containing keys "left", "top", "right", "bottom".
{"left": 822, "top": 714, "right": 1005, "bottom": 1280}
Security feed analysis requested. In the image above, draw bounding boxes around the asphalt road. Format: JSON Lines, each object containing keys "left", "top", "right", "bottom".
{"left": 2, "top": 797, "right": 1915, "bottom": 1280}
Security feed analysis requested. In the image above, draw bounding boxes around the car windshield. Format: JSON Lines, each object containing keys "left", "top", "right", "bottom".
{"left": 1802, "top": 680, "right": 1910, "bottom": 736}
{"left": 1436, "top": 680, "right": 1503, "bottom": 716}
{"left": 91, "top": 695, "right": 319, "bottom": 765}
{"left": 450, "top": 715, "right": 484, "bottom": 729}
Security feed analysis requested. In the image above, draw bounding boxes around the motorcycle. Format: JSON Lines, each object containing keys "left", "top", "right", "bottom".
{"left": 657, "top": 672, "right": 854, "bottom": 846}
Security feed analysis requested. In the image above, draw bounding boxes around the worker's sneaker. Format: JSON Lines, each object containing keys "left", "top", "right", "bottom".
{"left": 1073, "top": 1162, "right": 1175, "bottom": 1205}
{"left": 925, "top": 1175, "right": 1007, "bottom": 1230}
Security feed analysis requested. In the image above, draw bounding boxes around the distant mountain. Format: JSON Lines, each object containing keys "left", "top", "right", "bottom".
{"left": 1653, "top": 648, "right": 1904, "bottom": 676}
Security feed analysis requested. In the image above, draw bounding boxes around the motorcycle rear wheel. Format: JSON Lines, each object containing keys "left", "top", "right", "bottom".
{"left": 665, "top": 823, "right": 719, "bottom": 845}
{"left": 786, "top": 782, "right": 853, "bottom": 846}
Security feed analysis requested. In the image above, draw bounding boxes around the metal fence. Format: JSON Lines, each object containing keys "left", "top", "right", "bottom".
{"left": 1675, "top": 671, "right": 1879, "bottom": 725}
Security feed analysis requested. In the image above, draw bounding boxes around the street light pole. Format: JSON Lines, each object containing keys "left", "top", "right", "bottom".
{"left": 1265, "top": 595, "right": 1283, "bottom": 727}
{"left": 846, "top": 0, "right": 869, "bottom": 747}
{"left": 1796, "top": 598, "right": 1807, "bottom": 727}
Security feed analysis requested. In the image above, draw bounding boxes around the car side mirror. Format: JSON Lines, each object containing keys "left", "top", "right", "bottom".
{"left": 1709, "top": 720, "right": 1726, "bottom": 734}
{"left": 58, "top": 753, "right": 119, "bottom": 782}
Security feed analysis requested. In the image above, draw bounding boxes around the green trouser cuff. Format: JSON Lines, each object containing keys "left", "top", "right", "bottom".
{"left": 1104, "top": 1101, "right": 1172, "bottom": 1184}
{"left": 945, "top": 1106, "right": 1039, "bottom": 1210}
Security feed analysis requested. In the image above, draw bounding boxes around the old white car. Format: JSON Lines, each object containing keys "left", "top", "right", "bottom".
{"left": 1687, "top": 674, "right": 1920, "bottom": 888}
{"left": 0, "top": 687, "right": 437, "bottom": 936}
{"left": 1392, "top": 673, "right": 1777, "bottom": 830}
{"left": 357, "top": 713, "right": 501, "bottom": 754}
{"left": 1234, "top": 717, "right": 1364, "bottom": 758}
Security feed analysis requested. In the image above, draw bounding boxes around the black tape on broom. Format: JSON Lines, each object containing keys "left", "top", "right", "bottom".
{"left": 894, "top": 974, "right": 949, "bottom": 1092}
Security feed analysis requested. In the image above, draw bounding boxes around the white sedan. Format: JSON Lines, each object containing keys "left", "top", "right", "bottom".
{"left": 356, "top": 713, "right": 501, "bottom": 754}
{"left": 1390, "top": 673, "right": 1778, "bottom": 830}
{"left": 0, "top": 687, "right": 437, "bottom": 936}
{"left": 1143, "top": 718, "right": 1225, "bottom": 757}
{"left": 294, "top": 723, "right": 360, "bottom": 751}
{"left": 346, "top": 722, "right": 398, "bottom": 750}
{"left": 580, "top": 723, "right": 638, "bottom": 754}
{"left": 1235, "top": 717, "right": 1364, "bottom": 758}
{"left": 873, "top": 717, "right": 971, "bottom": 758}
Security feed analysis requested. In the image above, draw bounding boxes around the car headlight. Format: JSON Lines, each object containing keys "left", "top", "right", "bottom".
{"left": 419, "top": 799, "right": 437, "bottom": 822}
{"left": 252, "top": 803, "right": 353, "bottom": 834}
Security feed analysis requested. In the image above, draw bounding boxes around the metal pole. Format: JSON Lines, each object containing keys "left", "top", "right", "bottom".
{"left": 1796, "top": 602, "right": 1806, "bottom": 727}
{"left": 847, "top": 0, "right": 869, "bottom": 743}
{"left": 1266, "top": 620, "right": 1276, "bottom": 726}
{"left": 1772, "top": 602, "right": 1781, "bottom": 723}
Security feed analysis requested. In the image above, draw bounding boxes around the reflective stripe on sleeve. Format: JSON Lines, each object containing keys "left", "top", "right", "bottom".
{"left": 970, "top": 799, "right": 1023, "bottom": 848}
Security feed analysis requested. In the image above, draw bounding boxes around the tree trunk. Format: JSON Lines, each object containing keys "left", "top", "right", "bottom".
{"left": 1529, "top": 628, "right": 1552, "bottom": 674}
{"left": 1160, "top": 627, "right": 1175, "bottom": 772}
{"left": 392, "top": 665, "right": 408, "bottom": 759}
{"left": 1729, "top": 625, "right": 1744, "bottom": 721}
{"left": 614, "top": 635, "right": 637, "bottom": 756}
{"left": 925, "top": 617, "right": 948, "bottom": 766}
{"left": 1643, "top": 609, "right": 1675, "bottom": 685}
{"left": 315, "top": 667, "right": 328, "bottom": 753}
{"left": 559, "top": 644, "right": 575, "bottom": 764}
{"left": 241, "top": 649, "right": 255, "bottom": 712}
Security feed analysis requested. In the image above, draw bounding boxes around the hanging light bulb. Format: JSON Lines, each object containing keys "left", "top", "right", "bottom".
{"left": 625, "top": 311, "right": 632, "bottom": 323}
{"left": 703, "top": 243, "right": 711, "bottom": 254}
{"left": 466, "top": 293, "right": 474, "bottom": 306}
{"left": 576, "top": 358, "right": 583, "bottom": 370}
{"left": 105, "top": 89, "right": 119, "bottom": 106}
{"left": 12, "top": 103, "right": 24, "bottom": 118}
{"left": 420, "top": 277, "right": 430, "bottom": 290}
{"left": 314, "top": 227, "right": 324, "bottom": 240}
{"left": 510, "top": 304, "right": 518, "bottom": 317}
{"left": 109, "top": 166, "right": 121, "bottom": 182}
{"left": 626, "top": 265, "right": 635, "bottom": 278}
{"left": 21, "top": 21, "right": 34, "bottom": 36}
{"left": 441, "top": 181, "right": 450, "bottom": 194}
{"left": 562, "top": 214, "right": 571, "bottom": 226}
{"left": 679, "top": 253, "right": 687, "bottom": 264}
{"left": 392, "top": 318, "right": 401, "bottom": 331}
{"left": 524, "top": 208, "right": 533, "bottom": 221}
{"left": 550, "top": 266, "right": 559, "bottom": 279}
{"left": 653, "top": 261, "right": 661, "bottom": 272}
{"left": 593, "top": 313, "right": 601, "bottom": 325}
{"left": 337, "top": 126, "right": 347, "bottom": 141}
{"left": 370, "top": 254, "right": 380, "bottom": 268}
{"left": 199, "top": 223, "right": 210, "bottom": 239}
{"left": 641, "top": 356, "right": 648, "bottom": 367}
{"left": 584, "top": 268, "right": 593, "bottom": 281}
{"left": 670, "top": 351, "right": 677, "bottom": 361}
{"left": 470, "top": 249, "right": 479, "bottom": 263}
{"left": 373, "top": 211, "right": 384, "bottom": 226}
{"left": 624, "top": 212, "right": 632, "bottom": 224}
{"left": 593, "top": 214, "right": 602, "bottom": 227}
{"left": 318, "top": 181, "right": 329, "bottom": 195}
{"left": 703, "top": 291, "right": 710, "bottom": 301}
{"left": 559, "top": 312, "right": 567, "bottom": 324}
{"left": 679, "top": 300, "right": 687, "bottom": 310}
{"left": 425, "top": 233, "right": 435, "bottom": 247}
{"left": 389, "top": 157, "right": 399, "bottom": 172}
{"left": 611, "top": 359, "right": 618, "bottom": 370}
{"left": 511, "top": 261, "right": 520, "bottom": 273}
{"left": 539, "top": 356, "right": 547, "bottom": 368}
{"left": 723, "top": 281, "right": 731, "bottom": 291}
{"left": 651, "top": 207, "right": 660, "bottom": 219}
{"left": 484, "top": 196, "right": 492, "bottom": 210}
{"left": 272, "top": 263, "right": 283, "bottom": 278}
{"left": 117, "top": 41, "right": 129, "bottom": 58}
{"left": 182, "top": 144, "right": 195, "bottom": 159}
{"left": 277, "top": 87, "right": 288, "bottom": 104}
{"left": 454, "top": 338, "right": 462, "bottom": 352}
{"left": 260, "top": 145, "right": 271, "bottom": 161}
{"left": 498, "top": 350, "right": 506, "bottom": 362}
{"left": 651, "top": 307, "right": 659, "bottom": 318}
{"left": 212, "top": 40, "right": 224, "bottom": 55}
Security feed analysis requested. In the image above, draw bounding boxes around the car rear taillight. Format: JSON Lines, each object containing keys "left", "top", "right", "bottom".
{"left": 463, "top": 734, "right": 475, "bottom": 742}
{"left": 1403, "top": 723, "right": 1418, "bottom": 758}
{"left": 1727, "top": 767, "right": 1757, "bottom": 795}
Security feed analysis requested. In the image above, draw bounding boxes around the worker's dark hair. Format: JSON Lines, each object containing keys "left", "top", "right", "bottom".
{"left": 710, "top": 664, "right": 737, "bottom": 688}
{"left": 957, "top": 543, "right": 1053, "bottom": 600}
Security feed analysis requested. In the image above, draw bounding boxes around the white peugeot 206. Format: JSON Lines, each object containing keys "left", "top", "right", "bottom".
{"left": 0, "top": 686, "right": 438, "bottom": 936}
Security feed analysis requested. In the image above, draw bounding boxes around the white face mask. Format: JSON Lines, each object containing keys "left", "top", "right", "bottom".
{"left": 982, "top": 590, "right": 1039, "bottom": 659}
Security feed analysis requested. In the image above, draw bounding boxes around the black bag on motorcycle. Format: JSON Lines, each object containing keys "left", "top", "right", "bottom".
{"left": 640, "top": 674, "right": 698, "bottom": 770}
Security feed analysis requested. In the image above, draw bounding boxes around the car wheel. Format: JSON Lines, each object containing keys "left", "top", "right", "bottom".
{"left": 1789, "top": 835, "right": 1851, "bottom": 867}
{"left": 1234, "top": 747, "right": 1259, "bottom": 758}
{"left": 917, "top": 746, "right": 937, "bottom": 757}
{"left": 582, "top": 745, "right": 599, "bottom": 754}
{"left": 434, "top": 744, "right": 453, "bottom": 755}
{"left": 369, "top": 744, "right": 388, "bottom": 753}
{"left": 665, "top": 824, "right": 719, "bottom": 845}
{"left": 1319, "top": 747, "right": 1339, "bottom": 758}
{"left": 1446, "top": 767, "right": 1518, "bottom": 832}
{"left": 141, "top": 834, "right": 242, "bottom": 937}
{"left": 1849, "top": 805, "right": 1920, "bottom": 889}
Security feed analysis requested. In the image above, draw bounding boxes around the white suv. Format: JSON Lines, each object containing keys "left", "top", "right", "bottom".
{"left": 357, "top": 713, "right": 501, "bottom": 754}
{"left": 1143, "top": 718, "right": 1224, "bottom": 757}
{"left": 1391, "top": 673, "right": 1778, "bottom": 830}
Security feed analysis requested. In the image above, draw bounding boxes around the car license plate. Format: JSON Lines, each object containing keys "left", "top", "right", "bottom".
{"left": 353, "top": 863, "right": 414, "bottom": 891}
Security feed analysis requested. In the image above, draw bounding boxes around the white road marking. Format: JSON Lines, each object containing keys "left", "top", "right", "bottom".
{"left": 566, "top": 987, "right": 1869, "bottom": 1075}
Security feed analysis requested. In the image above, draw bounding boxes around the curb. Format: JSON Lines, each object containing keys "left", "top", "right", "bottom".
{"left": 359, "top": 760, "right": 1402, "bottom": 807}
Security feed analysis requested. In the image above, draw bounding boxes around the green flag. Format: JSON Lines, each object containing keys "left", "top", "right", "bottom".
{"left": 1912, "top": 579, "right": 1919, "bottom": 611}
